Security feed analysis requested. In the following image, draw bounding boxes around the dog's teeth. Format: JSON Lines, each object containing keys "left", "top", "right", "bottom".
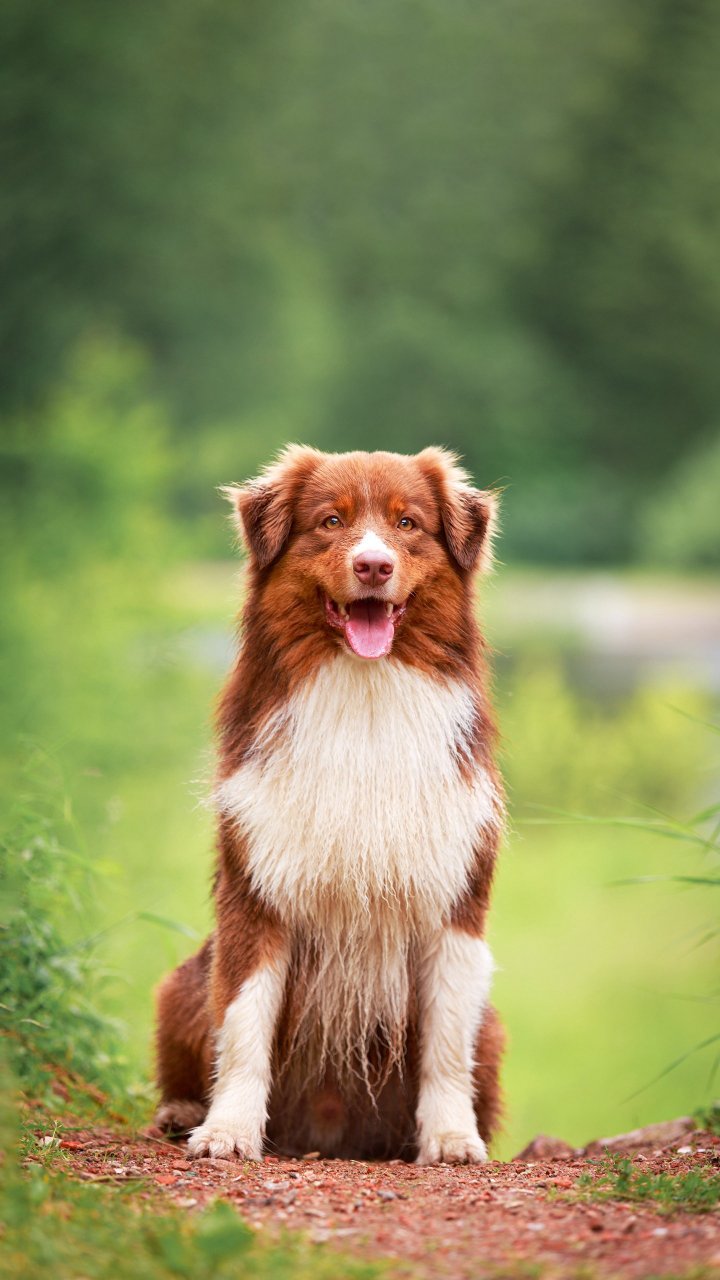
{"left": 385, "top": 602, "right": 393, "bottom": 617}
{"left": 339, "top": 604, "right": 349, "bottom": 619}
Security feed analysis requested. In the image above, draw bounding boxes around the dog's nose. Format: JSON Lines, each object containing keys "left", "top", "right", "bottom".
{"left": 353, "top": 549, "right": 394, "bottom": 587}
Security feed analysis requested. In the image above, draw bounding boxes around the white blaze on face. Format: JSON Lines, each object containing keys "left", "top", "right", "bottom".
{"left": 344, "top": 528, "right": 398, "bottom": 657}
{"left": 350, "top": 528, "right": 396, "bottom": 568}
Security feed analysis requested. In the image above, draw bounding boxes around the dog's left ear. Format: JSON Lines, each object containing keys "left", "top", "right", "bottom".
{"left": 417, "top": 447, "right": 499, "bottom": 573}
{"left": 221, "top": 445, "right": 322, "bottom": 570}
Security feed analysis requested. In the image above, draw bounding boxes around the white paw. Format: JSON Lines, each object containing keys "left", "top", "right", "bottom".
{"left": 417, "top": 1131, "right": 488, "bottom": 1165}
{"left": 187, "top": 1120, "right": 263, "bottom": 1161}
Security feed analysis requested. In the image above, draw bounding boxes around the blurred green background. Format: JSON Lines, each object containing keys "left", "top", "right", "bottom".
{"left": 2, "top": 0, "right": 719, "bottom": 1157}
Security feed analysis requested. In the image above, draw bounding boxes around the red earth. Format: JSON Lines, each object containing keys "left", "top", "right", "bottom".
{"left": 27, "top": 1116, "right": 720, "bottom": 1278}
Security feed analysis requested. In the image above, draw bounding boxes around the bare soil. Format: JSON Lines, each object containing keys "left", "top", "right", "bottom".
{"left": 29, "top": 1119, "right": 720, "bottom": 1278}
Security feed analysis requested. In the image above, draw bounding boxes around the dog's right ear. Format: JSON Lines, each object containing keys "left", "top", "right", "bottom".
{"left": 221, "top": 445, "right": 322, "bottom": 570}
{"left": 221, "top": 480, "right": 291, "bottom": 570}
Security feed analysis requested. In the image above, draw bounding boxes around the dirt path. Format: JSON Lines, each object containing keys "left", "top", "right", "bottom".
{"left": 32, "top": 1120, "right": 720, "bottom": 1278}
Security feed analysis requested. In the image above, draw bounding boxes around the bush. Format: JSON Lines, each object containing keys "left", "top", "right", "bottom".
{"left": 638, "top": 430, "right": 720, "bottom": 568}
{"left": 0, "top": 761, "right": 128, "bottom": 1105}
{"left": 500, "top": 663, "right": 708, "bottom": 814}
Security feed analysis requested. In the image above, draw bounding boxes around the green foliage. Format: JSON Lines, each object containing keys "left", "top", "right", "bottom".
{"left": 0, "top": 1052, "right": 380, "bottom": 1279}
{"left": 0, "top": 766, "right": 128, "bottom": 1103}
{"left": 0, "top": 1161, "right": 384, "bottom": 1280}
{"left": 0, "top": 336, "right": 175, "bottom": 575}
{"left": 638, "top": 431, "right": 720, "bottom": 568}
{"left": 694, "top": 1102, "right": 720, "bottom": 1136}
{"left": 578, "top": 1155, "right": 720, "bottom": 1214}
{"left": 2, "top": 1, "right": 720, "bottom": 562}
{"left": 500, "top": 664, "right": 708, "bottom": 813}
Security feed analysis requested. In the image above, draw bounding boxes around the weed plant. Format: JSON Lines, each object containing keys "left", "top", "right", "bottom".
{"left": 694, "top": 1102, "right": 720, "bottom": 1136}
{"left": 579, "top": 1155, "right": 720, "bottom": 1214}
{"left": 0, "top": 760, "right": 129, "bottom": 1111}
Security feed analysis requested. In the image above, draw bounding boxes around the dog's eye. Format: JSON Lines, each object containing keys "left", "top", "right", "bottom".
{"left": 323, "top": 515, "right": 343, "bottom": 529}
{"left": 397, "top": 516, "right": 415, "bottom": 531}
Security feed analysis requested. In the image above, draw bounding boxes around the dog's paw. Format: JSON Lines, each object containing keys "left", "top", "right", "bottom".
{"left": 416, "top": 1131, "right": 488, "bottom": 1165}
{"left": 154, "top": 1100, "right": 207, "bottom": 1134}
{"left": 187, "top": 1119, "right": 263, "bottom": 1161}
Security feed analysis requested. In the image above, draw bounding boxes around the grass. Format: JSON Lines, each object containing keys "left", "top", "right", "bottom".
{"left": 1, "top": 1153, "right": 385, "bottom": 1280}
{"left": 0, "top": 670, "right": 717, "bottom": 1275}
{"left": 1, "top": 561, "right": 718, "bottom": 1157}
{"left": 0, "top": 771, "right": 132, "bottom": 1105}
{"left": 578, "top": 1155, "right": 720, "bottom": 1214}
{"left": 694, "top": 1103, "right": 720, "bottom": 1136}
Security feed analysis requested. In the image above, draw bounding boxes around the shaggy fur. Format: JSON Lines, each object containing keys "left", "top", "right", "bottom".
{"left": 154, "top": 446, "right": 505, "bottom": 1163}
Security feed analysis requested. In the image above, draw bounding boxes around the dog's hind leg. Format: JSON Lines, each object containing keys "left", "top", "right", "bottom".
{"left": 154, "top": 939, "right": 213, "bottom": 1133}
{"left": 472, "top": 1002, "right": 505, "bottom": 1149}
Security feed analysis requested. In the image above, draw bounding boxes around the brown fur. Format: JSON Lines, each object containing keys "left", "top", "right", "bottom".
{"left": 154, "top": 446, "right": 505, "bottom": 1159}
{"left": 155, "top": 942, "right": 504, "bottom": 1158}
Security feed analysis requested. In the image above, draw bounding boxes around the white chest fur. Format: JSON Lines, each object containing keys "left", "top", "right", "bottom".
{"left": 215, "top": 654, "right": 499, "bottom": 1079}
{"left": 216, "top": 654, "right": 498, "bottom": 931}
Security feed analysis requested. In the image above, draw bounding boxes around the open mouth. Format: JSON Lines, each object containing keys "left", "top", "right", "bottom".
{"left": 324, "top": 595, "right": 408, "bottom": 659}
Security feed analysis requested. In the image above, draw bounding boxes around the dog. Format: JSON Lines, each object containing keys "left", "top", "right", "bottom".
{"left": 154, "top": 445, "right": 505, "bottom": 1163}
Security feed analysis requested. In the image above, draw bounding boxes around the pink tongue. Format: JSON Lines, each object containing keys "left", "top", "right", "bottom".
{"left": 345, "top": 599, "right": 394, "bottom": 658}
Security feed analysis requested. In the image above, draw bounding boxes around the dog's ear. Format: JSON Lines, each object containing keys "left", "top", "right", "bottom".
{"left": 417, "top": 447, "right": 499, "bottom": 573}
{"left": 221, "top": 445, "right": 322, "bottom": 570}
{"left": 221, "top": 480, "right": 292, "bottom": 569}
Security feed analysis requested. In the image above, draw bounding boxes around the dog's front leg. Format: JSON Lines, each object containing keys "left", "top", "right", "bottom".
{"left": 187, "top": 927, "right": 289, "bottom": 1162}
{"left": 416, "top": 928, "right": 494, "bottom": 1165}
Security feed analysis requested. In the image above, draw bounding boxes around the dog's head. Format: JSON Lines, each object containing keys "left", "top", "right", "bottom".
{"left": 223, "top": 446, "right": 498, "bottom": 663}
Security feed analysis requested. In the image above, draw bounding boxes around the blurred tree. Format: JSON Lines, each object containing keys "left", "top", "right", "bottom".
{"left": 638, "top": 430, "right": 720, "bottom": 566}
{"left": 515, "top": 0, "right": 720, "bottom": 484}
{"left": 1, "top": 0, "right": 719, "bottom": 562}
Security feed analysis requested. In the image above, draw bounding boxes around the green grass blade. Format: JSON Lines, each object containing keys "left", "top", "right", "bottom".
{"left": 665, "top": 705, "right": 720, "bottom": 734}
{"left": 612, "top": 875, "right": 720, "bottom": 888}
{"left": 625, "top": 1032, "right": 720, "bottom": 1100}
{"left": 137, "top": 911, "right": 200, "bottom": 940}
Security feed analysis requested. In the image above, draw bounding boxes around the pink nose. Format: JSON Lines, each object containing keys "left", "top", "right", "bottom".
{"left": 353, "top": 549, "right": 394, "bottom": 587}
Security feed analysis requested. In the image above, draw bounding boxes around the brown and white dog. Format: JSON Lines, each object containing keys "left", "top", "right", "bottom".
{"left": 154, "top": 446, "right": 505, "bottom": 1164}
